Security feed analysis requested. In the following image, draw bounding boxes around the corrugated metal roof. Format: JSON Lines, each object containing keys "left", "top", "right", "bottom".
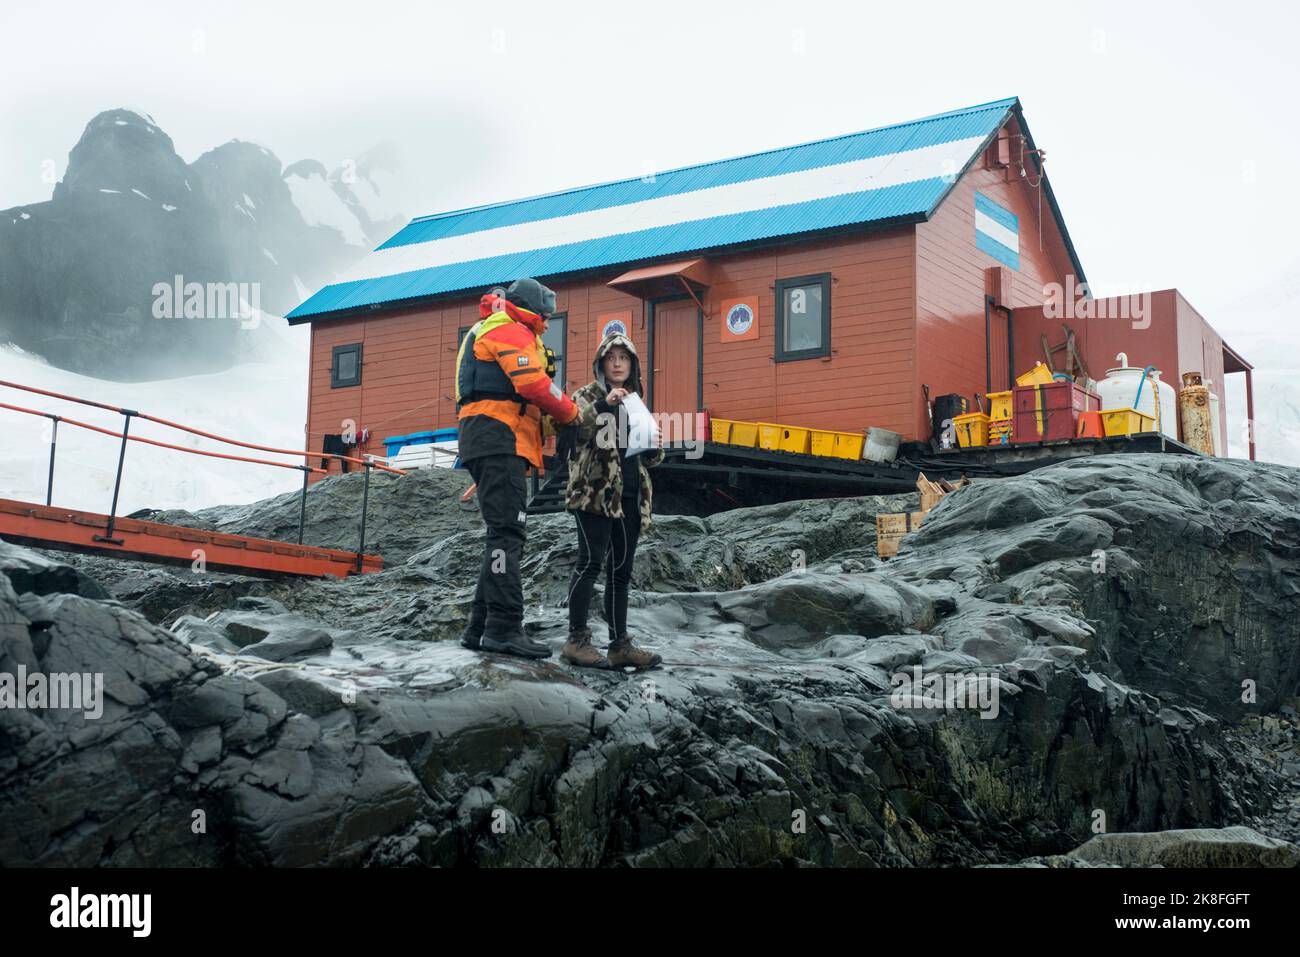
{"left": 289, "top": 97, "right": 1020, "bottom": 321}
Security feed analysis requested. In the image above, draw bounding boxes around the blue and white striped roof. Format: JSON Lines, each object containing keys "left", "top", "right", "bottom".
{"left": 289, "top": 97, "right": 1022, "bottom": 321}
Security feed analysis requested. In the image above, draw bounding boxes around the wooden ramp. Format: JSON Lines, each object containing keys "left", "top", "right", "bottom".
{"left": 0, "top": 498, "right": 382, "bottom": 579}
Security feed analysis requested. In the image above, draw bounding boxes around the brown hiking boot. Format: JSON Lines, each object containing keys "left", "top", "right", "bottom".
{"left": 607, "top": 636, "right": 662, "bottom": 671}
{"left": 561, "top": 628, "right": 610, "bottom": 669}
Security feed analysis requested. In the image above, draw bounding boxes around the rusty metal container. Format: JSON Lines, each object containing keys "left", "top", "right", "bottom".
{"left": 1179, "top": 371, "right": 1214, "bottom": 455}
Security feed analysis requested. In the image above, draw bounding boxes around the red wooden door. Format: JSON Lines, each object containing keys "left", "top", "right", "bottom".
{"left": 651, "top": 299, "right": 699, "bottom": 442}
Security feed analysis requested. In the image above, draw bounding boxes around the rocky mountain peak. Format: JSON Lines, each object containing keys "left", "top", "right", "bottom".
{"left": 53, "top": 108, "right": 193, "bottom": 206}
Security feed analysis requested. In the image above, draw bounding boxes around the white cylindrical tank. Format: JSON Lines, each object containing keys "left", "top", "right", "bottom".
{"left": 1096, "top": 353, "right": 1178, "bottom": 439}
{"left": 1150, "top": 371, "right": 1178, "bottom": 441}
{"left": 1205, "top": 379, "right": 1223, "bottom": 456}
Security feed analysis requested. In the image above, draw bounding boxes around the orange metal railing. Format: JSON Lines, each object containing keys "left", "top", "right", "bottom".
{"left": 0, "top": 378, "right": 405, "bottom": 566}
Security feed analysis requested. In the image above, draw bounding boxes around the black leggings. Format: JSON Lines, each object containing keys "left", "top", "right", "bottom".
{"left": 567, "top": 505, "right": 641, "bottom": 638}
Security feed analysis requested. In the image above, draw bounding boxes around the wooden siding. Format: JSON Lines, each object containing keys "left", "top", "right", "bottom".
{"left": 914, "top": 115, "right": 1078, "bottom": 435}
{"left": 305, "top": 227, "right": 922, "bottom": 465}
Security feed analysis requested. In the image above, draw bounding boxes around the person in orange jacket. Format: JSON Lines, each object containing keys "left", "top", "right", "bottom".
{"left": 455, "top": 277, "right": 593, "bottom": 658}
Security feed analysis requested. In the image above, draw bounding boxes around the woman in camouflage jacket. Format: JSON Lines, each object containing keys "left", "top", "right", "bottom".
{"left": 561, "top": 333, "right": 664, "bottom": 671}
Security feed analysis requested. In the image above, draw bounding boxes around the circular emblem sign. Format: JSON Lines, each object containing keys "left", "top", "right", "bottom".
{"left": 726, "top": 303, "right": 754, "bottom": 335}
{"left": 601, "top": 317, "right": 628, "bottom": 340}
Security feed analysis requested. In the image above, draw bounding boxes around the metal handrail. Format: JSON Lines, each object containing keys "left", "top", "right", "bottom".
{"left": 0, "top": 379, "right": 402, "bottom": 561}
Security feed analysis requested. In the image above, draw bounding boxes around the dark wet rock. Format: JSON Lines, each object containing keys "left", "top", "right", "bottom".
{"left": 0, "top": 540, "right": 108, "bottom": 600}
{"left": 4, "top": 453, "right": 1300, "bottom": 866}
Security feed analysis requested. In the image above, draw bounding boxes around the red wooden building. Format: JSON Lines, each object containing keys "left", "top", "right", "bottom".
{"left": 289, "top": 97, "right": 1254, "bottom": 473}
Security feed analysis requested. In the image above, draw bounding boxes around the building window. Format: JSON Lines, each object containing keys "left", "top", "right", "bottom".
{"left": 775, "top": 273, "right": 831, "bottom": 361}
{"left": 331, "top": 343, "right": 362, "bottom": 388}
{"left": 541, "top": 312, "right": 567, "bottom": 387}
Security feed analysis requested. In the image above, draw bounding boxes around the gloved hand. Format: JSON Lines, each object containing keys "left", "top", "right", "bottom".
{"left": 554, "top": 423, "right": 579, "bottom": 464}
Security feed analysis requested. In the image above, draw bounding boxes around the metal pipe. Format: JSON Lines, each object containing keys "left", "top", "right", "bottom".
{"left": 97, "top": 410, "right": 135, "bottom": 543}
{"left": 356, "top": 462, "right": 372, "bottom": 571}
{"left": 45, "top": 415, "right": 59, "bottom": 506}
{"left": 298, "top": 467, "right": 309, "bottom": 545}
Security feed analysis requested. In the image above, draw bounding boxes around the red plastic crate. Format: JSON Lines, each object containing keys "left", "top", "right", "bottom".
{"left": 1013, "top": 382, "right": 1100, "bottom": 443}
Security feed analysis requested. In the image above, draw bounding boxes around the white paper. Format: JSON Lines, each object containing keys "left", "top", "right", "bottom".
{"left": 620, "top": 393, "right": 659, "bottom": 458}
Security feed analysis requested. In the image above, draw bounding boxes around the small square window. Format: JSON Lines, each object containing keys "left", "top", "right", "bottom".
{"left": 331, "top": 343, "right": 362, "bottom": 388}
{"left": 775, "top": 274, "right": 831, "bottom": 362}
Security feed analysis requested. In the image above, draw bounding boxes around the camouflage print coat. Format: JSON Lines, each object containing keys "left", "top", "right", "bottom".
{"left": 564, "top": 335, "right": 664, "bottom": 532}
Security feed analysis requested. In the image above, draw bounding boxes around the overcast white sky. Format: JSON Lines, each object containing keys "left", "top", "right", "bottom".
{"left": 3, "top": 0, "right": 1298, "bottom": 335}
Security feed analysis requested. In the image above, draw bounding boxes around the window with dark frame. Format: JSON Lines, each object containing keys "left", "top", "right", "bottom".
{"left": 330, "top": 343, "right": 362, "bottom": 388}
{"left": 774, "top": 273, "right": 832, "bottom": 362}
{"left": 541, "top": 312, "right": 567, "bottom": 388}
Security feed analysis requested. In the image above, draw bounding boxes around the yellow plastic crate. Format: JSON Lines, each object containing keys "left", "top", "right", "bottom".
{"left": 953, "top": 411, "right": 990, "bottom": 448}
{"left": 710, "top": 418, "right": 735, "bottom": 443}
{"left": 780, "top": 426, "right": 811, "bottom": 454}
{"left": 810, "top": 429, "right": 866, "bottom": 460}
{"left": 1101, "top": 408, "right": 1157, "bottom": 437}
{"left": 757, "top": 423, "right": 783, "bottom": 450}
{"left": 757, "top": 422, "right": 811, "bottom": 454}
{"left": 987, "top": 417, "right": 1013, "bottom": 445}
{"left": 1016, "top": 363, "right": 1054, "bottom": 387}
{"left": 987, "top": 390, "right": 1013, "bottom": 420}
{"left": 729, "top": 421, "right": 759, "bottom": 447}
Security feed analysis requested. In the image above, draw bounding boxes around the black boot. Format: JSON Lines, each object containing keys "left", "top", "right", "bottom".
{"left": 480, "top": 622, "right": 551, "bottom": 659}
{"left": 459, "top": 617, "right": 485, "bottom": 650}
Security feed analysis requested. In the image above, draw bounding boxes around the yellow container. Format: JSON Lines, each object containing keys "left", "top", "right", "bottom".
{"left": 810, "top": 429, "right": 866, "bottom": 460}
{"left": 987, "top": 390, "right": 1013, "bottom": 420}
{"left": 710, "top": 418, "right": 735, "bottom": 443}
{"left": 729, "top": 421, "right": 759, "bottom": 448}
{"left": 1016, "top": 363, "right": 1054, "bottom": 387}
{"left": 952, "top": 411, "right": 990, "bottom": 447}
{"left": 779, "top": 426, "right": 811, "bottom": 454}
{"left": 1101, "top": 408, "right": 1157, "bottom": 437}
{"left": 757, "top": 422, "right": 783, "bottom": 450}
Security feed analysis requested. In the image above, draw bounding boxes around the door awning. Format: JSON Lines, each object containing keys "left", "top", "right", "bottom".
{"left": 607, "top": 259, "right": 712, "bottom": 303}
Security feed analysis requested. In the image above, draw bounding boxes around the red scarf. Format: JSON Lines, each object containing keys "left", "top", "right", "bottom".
{"left": 480, "top": 292, "right": 544, "bottom": 332}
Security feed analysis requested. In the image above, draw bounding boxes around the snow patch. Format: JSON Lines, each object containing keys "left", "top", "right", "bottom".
{"left": 348, "top": 168, "right": 403, "bottom": 222}
{"left": 234, "top": 201, "right": 256, "bottom": 222}
{"left": 161, "top": 204, "right": 177, "bottom": 212}
{"left": 262, "top": 248, "right": 278, "bottom": 265}
{"left": 132, "top": 188, "right": 151, "bottom": 200}
{"left": 19, "top": 212, "right": 31, "bottom": 220}
{"left": 0, "top": 333, "right": 310, "bottom": 515}
{"left": 286, "top": 170, "right": 368, "bottom": 247}
{"left": 242, "top": 192, "right": 257, "bottom": 209}
{"left": 98, "top": 188, "right": 120, "bottom": 194}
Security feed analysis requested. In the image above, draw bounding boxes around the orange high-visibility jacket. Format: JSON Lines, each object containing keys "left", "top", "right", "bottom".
{"left": 456, "top": 310, "right": 579, "bottom": 468}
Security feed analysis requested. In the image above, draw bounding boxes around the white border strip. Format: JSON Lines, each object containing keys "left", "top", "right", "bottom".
{"left": 975, "top": 209, "right": 1019, "bottom": 253}
{"left": 337, "top": 136, "right": 988, "bottom": 284}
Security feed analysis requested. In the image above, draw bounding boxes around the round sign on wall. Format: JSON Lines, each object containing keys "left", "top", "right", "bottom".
{"left": 726, "top": 303, "right": 754, "bottom": 335}
{"left": 601, "top": 317, "right": 628, "bottom": 340}
{"left": 719, "top": 297, "right": 759, "bottom": 342}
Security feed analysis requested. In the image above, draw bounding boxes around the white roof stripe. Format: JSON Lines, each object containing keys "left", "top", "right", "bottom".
{"left": 337, "top": 136, "right": 987, "bottom": 285}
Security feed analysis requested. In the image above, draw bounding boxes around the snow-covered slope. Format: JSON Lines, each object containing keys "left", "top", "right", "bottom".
{"left": 1218, "top": 264, "right": 1300, "bottom": 467}
{"left": 0, "top": 326, "right": 308, "bottom": 516}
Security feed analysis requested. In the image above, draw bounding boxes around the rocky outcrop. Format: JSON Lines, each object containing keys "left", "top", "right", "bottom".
{"left": 4, "top": 453, "right": 1299, "bottom": 866}
{"left": 0, "top": 108, "right": 401, "bottom": 379}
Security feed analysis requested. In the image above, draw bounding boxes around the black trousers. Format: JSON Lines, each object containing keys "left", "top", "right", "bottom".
{"left": 466, "top": 454, "right": 528, "bottom": 630}
{"left": 567, "top": 504, "right": 641, "bottom": 638}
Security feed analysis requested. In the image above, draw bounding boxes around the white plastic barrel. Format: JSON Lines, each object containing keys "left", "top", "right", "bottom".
{"left": 1096, "top": 354, "right": 1178, "bottom": 440}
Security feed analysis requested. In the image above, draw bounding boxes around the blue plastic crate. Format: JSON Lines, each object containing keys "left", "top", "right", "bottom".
{"left": 383, "top": 429, "right": 457, "bottom": 457}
